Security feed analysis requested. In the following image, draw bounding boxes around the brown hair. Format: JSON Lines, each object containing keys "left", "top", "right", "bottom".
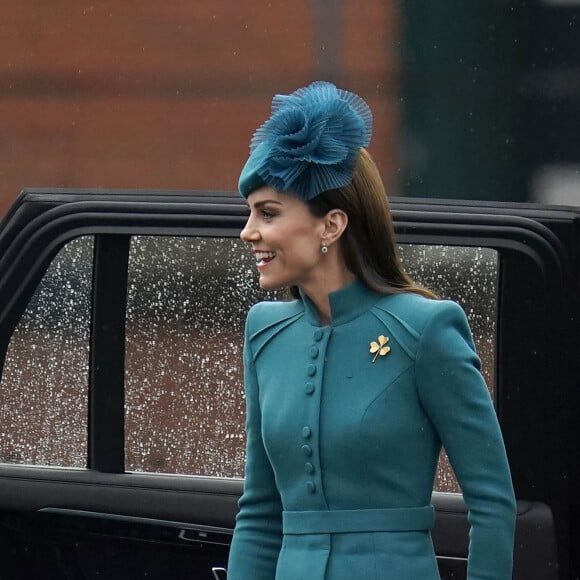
{"left": 290, "top": 148, "right": 437, "bottom": 300}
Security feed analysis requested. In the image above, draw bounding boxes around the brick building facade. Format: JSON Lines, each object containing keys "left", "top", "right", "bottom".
{"left": 0, "top": 1, "right": 399, "bottom": 217}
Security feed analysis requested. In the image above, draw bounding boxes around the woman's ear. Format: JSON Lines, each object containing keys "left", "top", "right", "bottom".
{"left": 322, "top": 209, "right": 348, "bottom": 246}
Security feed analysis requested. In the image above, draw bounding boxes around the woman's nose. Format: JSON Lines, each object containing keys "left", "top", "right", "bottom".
{"left": 240, "top": 217, "right": 259, "bottom": 242}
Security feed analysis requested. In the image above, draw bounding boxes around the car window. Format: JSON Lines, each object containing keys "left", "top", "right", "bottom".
{"left": 400, "top": 244, "right": 498, "bottom": 491}
{"left": 0, "top": 231, "right": 498, "bottom": 488}
{"left": 124, "top": 236, "right": 280, "bottom": 477}
{"left": 400, "top": 244, "right": 497, "bottom": 399}
{"left": 124, "top": 235, "right": 498, "bottom": 493}
{"left": 0, "top": 236, "right": 93, "bottom": 467}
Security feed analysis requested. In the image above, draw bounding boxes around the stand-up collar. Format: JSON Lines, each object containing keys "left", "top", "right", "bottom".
{"left": 299, "top": 279, "right": 382, "bottom": 327}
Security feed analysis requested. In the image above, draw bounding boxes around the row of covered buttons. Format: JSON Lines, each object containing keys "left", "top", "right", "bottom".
{"left": 302, "top": 328, "right": 325, "bottom": 494}
{"left": 304, "top": 329, "right": 322, "bottom": 395}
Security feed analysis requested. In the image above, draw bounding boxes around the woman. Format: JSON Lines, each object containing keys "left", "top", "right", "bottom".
{"left": 228, "top": 81, "right": 516, "bottom": 579}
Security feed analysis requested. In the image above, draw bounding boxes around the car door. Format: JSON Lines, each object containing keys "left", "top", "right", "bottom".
{"left": 0, "top": 190, "right": 248, "bottom": 579}
{"left": 0, "top": 189, "right": 577, "bottom": 579}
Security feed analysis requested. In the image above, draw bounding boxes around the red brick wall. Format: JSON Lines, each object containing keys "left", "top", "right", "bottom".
{"left": 0, "top": 1, "right": 400, "bottom": 217}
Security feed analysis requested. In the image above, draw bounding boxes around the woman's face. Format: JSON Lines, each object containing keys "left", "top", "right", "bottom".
{"left": 240, "top": 186, "right": 327, "bottom": 290}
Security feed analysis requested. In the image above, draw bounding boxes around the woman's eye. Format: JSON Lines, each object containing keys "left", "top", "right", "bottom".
{"left": 261, "top": 210, "right": 275, "bottom": 219}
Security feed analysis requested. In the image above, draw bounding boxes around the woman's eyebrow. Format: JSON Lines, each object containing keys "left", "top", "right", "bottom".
{"left": 253, "top": 199, "right": 283, "bottom": 209}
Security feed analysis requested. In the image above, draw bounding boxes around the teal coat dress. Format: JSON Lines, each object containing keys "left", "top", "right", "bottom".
{"left": 228, "top": 280, "right": 516, "bottom": 580}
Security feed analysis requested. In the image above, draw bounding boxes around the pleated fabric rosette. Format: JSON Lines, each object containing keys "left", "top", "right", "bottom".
{"left": 239, "top": 81, "right": 373, "bottom": 200}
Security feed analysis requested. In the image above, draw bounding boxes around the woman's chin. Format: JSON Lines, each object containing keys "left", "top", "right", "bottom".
{"left": 258, "top": 275, "right": 286, "bottom": 292}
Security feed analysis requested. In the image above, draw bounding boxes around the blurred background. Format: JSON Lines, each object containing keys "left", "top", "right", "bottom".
{"left": 0, "top": 0, "right": 578, "bottom": 217}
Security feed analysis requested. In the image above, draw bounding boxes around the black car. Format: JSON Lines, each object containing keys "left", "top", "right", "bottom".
{"left": 0, "top": 189, "right": 577, "bottom": 579}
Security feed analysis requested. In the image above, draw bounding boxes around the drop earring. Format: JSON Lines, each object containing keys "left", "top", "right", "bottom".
{"left": 321, "top": 244, "right": 328, "bottom": 254}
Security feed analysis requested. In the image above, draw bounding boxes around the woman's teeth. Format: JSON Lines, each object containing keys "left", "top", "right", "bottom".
{"left": 255, "top": 251, "right": 276, "bottom": 265}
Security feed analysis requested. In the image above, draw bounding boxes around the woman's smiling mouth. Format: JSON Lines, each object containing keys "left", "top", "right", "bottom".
{"left": 255, "top": 251, "right": 276, "bottom": 267}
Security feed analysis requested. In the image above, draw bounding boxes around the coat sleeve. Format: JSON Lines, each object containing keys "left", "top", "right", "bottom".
{"left": 415, "top": 300, "right": 516, "bottom": 580}
{"left": 227, "top": 310, "right": 283, "bottom": 580}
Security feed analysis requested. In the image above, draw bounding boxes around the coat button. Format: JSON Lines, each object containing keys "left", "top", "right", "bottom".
{"left": 302, "top": 426, "right": 312, "bottom": 439}
{"left": 306, "top": 481, "right": 317, "bottom": 494}
{"left": 302, "top": 444, "right": 313, "bottom": 457}
{"left": 305, "top": 462, "right": 315, "bottom": 474}
{"left": 306, "top": 364, "right": 316, "bottom": 376}
{"left": 304, "top": 383, "right": 315, "bottom": 395}
{"left": 313, "top": 329, "right": 323, "bottom": 342}
{"left": 309, "top": 346, "right": 319, "bottom": 359}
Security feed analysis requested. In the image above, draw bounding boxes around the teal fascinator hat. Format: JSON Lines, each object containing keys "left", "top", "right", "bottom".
{"left": 239, "top": 81, "right": 373, "bottom": 200}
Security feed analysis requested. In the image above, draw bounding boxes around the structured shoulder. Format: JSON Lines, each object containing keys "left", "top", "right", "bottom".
{"left": 373, "top": 293, "right": 464, "bottom": 333}
{"left": 246, "top": 299, "right": 303, "bottom": 332}
{"left": 245, "top": 300, "right": 305, "bottom": 359}
{"left": 371, "top": 293, "right": 468, "bottom": 359}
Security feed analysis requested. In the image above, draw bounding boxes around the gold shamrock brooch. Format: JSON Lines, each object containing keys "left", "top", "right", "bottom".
{"left": 370, "top": 335, "right": 391, "bottom": 363}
